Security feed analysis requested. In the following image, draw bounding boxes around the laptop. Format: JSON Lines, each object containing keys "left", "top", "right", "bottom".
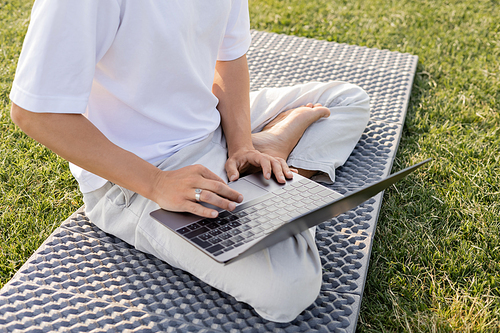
{"left": 150, "top": 159, "right": 431, "bottom": 264}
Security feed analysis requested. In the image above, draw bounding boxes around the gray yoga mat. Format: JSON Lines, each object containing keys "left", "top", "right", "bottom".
{"left": 0, "top": 30, "right": 418, "bottom": 333}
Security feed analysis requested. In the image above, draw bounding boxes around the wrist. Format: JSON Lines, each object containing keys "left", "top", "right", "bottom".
{"left": 140, "top": 166, "right": 166, "bottom": 203}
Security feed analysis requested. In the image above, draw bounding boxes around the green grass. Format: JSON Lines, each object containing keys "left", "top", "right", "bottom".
{"left": 1, "top": 0, "right": 499, "bottom": 331}
{"left": 250, "top": 0, "right": 500, "bottom": 331}
{"left": 0, "top": 0, "right": 82, "bottom": 287}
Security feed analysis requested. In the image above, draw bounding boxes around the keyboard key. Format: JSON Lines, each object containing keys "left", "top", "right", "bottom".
{"left": 241, "top": 231, "right": 254, "bottom": 238}
{"left": 219, "top": 211, "right": 231, "bottom": 218}
{"left": 240, "top": 224, "right": 251, "bottom": 231}
{"left": 254, "top": 203, "right": 266, "bottom": 210}
{"left": 229, "top": 221, "right": 241, "bottom": 228}
{"left": 187, "top": 223, "right": 202, "bottom": 230}
{"left": 184, "top": 226, "right": 210, "bottom": 239}
{"left": 253, "top": 226, "right": 263, "bottom": 233}
{"left": 297, "top": 207, "right": 309, "bottom": 214}
{"left": 245, "top": 207, "right": 257, "bottom": 214}
{"left": 206, "top": 223, "right": 220, "bottom": 230}
{"left": 271, "top": 219, "right": 283, "bottom": 226}
{"left": 267, "top": 205, "right": 279, "bottom": 212}
{"left": 228, "top": 229, "right": 241, "bottom": 236}
{"left": 309, "top": 186, "right": 324, "bottom": 194}
{"left": 293, "top": 201, "right": 305, "bottom": 208}
{"left": 275, "top": 202, "right": 286, "bottom": 208}
{"left": 206, "top": 244, "right": 224, "bottom": 254}
{"left": 261, "top": 223, "right": 272, "bottom": 230}
{"left": 242, "top": 236, "right": 255, "bottom": 243}
{"left": 209, "top": 237, "right": 222, "bottom": 244}
{"left": 219, "top": 233, "right": 231, "bottom": 240}
{"left": 192, "top": 237, "right": 211, "bottom": 249}
{"left": 177, "top": 227, "right": 190, "bottom": 235}
{"left": 304, "top": 181, "right": 317, "bottom": 188}
{"left": 199, "top": 233, "right": 213, "bottom": 241}
{"left": 319, "top": 189, "right": 333, "bottom": 196}
{"left": 328, "top": 192, "right": 343, "bottom": 200}
{"left": 247, "top": 220, "right": 258, "bottom": 227}
{"left": 266, "top": 212, "right": 278, "bottom": 219}
{"left": 256, "top": 210, "right": 268, "bottom": 217}
{"left": 272, "top": 188, "right": 286, "bottom": 195}
{"left": 198, "top": 219, "right": 211, "bottom": 226}
{"left": 221, "top": 239, "right": 235, "bottom": 247}
{"left": 209, "top": 229, "right": 223, "bottom": 236}
{"left": 239, "top": 217, "right": 251, "bottom": 224}
{"left": 220, "top": 225, "right": 231, "bottom": 232}
{"left": 232, "top": 235, "right": 244, "bottom": 243}
{"left": 271, "top": 196, "right": 282, "bottom": 203}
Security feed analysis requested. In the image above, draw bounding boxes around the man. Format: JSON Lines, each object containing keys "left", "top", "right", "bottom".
{"left": 10, "top": 0, "right": 369, "bottom": 322}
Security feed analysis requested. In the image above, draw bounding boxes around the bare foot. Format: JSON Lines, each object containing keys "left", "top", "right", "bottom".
{"left": 252, "top": 103, "right": 330, "bottom": 162}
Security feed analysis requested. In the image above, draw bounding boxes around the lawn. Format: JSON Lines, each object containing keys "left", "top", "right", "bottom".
{"left": 1, "top": 0, "right": 499, "bottom": 331}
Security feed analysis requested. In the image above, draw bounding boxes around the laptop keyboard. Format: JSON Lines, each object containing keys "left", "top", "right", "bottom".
{"left": 176, "top": 179, "right": 342, "bottom": 257}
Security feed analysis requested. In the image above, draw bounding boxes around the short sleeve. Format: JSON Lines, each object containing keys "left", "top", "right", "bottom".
{"left": 217, "top": 0, "right": 251, "bottom": 61}
{"left": 10, "top": 0, "right": 121, "bottom": 114}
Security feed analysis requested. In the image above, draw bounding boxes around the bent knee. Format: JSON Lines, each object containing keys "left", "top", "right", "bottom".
{"left": 253, "top": 266, "right": 322, "bottom": 322}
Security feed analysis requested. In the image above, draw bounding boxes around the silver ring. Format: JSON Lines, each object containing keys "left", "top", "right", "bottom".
{"left": 195, "top": 188, "right": 202, "bottom": 202}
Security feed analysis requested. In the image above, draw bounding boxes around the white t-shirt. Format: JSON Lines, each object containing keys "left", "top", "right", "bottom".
{"left": 10, "top": 0, "right": 251, "bottom": 193}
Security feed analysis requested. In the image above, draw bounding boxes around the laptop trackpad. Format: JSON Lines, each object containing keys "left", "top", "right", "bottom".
{"left": 229, "top": 178, "right": 269, "bottom": 204}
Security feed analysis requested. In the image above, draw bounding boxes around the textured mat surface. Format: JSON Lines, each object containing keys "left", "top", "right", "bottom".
{"left": 0, "top": 31, "right": 418, "bottom": 332}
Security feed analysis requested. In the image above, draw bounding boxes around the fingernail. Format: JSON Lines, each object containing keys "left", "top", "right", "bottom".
{"left": 238, "top": 194, "right": 244, "bottom": 202}
{"left": 279, "top": 176, "right": 285, "bottom": 182}
{"left": 266, "top": 173, "right": 271, "bottom": 179}
{"left": 211, "top": 211, "right": 218, "bottom": 218}
{"left": 228, "top": 202, "right": 236, "bottom": 211}
{"left": 230, "top": 174, "right": 237, "bottom": 181}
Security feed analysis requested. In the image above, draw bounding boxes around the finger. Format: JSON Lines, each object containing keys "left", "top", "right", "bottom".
{"left": 202, "top": 178, "right": 243, "bottom": 203}
{"left": 290, "top": 168, "right": 299, "bottom": 174}
{"left": 270, "top": 158, "right": 286, "bottom": 183}
{"left": 279, "top": 159, "right": 294, "bottom": 179}
{"left": 194, "top": 164, "right": 226, "bottom": 183}
{"left": 198, "top": 189, "right": 238, "bottom": 212}
{"left": 306, "top": 103, "right": 314, "bottom": 108}
{"left": 183, "top": 201, "right": 219, "bottom": 218}
{"left": 314, "top": 103, "right": 323, "bottom": 107}
{"left": 224, "top": 158, "right": 240, "bottom": 182}
{"left": 258, "top": 156, "right": 272, "bottom": 180}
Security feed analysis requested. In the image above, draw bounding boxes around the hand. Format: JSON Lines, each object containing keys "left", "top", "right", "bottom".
{"left": 225, "top": 147, "right": 295, "bottom": 183}
{"left": 151, "top": 164, "right": 243, "bottom": 218}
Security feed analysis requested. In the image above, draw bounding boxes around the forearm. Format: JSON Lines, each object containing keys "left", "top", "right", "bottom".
{"left": 10, "top": 103, "right": 160, "bottom": 199}
{"left": 212, "top": 54, "right": 253, "bottom": 156}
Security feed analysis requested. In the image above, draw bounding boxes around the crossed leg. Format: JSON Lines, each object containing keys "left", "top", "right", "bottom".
{"left": 252, "top": 103, "right": 331, "bottom": 178}
{"left": 84, "top": 81, "right": 370, "bottom": 323}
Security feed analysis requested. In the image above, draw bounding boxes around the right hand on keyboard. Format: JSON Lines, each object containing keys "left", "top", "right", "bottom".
{"left": 151, "top": 164, "right": 244, "bottom": 218}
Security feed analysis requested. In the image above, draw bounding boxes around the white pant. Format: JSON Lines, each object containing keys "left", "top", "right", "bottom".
{"left": 83, "top": 81, "right": 370, "bottom": 322}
